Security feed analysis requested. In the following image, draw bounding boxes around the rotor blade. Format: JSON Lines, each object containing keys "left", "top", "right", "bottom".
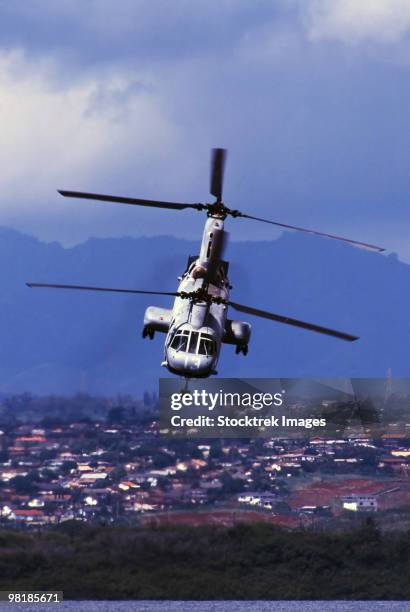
{"left": 237, "top": 213, "right": 384, "bottom": 252}
{"left": 229, "top": 301, "right": 358, "bottom": 342}
{"left": 26, "top": 282, "right": 178, "bottom": 297}
{"left": 210, "top": 148, "right": 227, "bottom": 201}
{"left": 58, "top": 190, "right": 205, "bottom": 211}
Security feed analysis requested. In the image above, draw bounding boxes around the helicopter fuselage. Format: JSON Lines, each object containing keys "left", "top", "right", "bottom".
{"left": 143, "top": 215, "right": 250, "bottom": 378}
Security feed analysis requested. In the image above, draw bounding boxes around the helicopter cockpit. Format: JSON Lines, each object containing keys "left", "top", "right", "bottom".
{"left": 170, "top": 329, "right": 216, "bottom": 356}
{"left": 166, "top": 326, "right": 218, "bottom": 376}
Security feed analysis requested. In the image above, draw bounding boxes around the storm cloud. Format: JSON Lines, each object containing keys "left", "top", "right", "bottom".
{"left": 0, "top": 1, "right": 408, "bottom": 259}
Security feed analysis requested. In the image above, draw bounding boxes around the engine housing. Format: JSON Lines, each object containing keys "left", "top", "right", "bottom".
{"left": 143, "top": 306, "right": 172, "bottom": 333}
{"left": 223, "top": 319, "right": 251, "bottom": 346}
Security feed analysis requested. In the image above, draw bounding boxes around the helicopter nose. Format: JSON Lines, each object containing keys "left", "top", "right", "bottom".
{"left": 166, "top": 350, "right": 216, "bottom": 377}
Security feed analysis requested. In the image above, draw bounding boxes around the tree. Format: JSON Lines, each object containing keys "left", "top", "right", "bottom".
{"left": 9, "top": 475, "right": 38, "bottom": 494}
{"left": 220, "top": 472, "right": 245, "bottom": 494}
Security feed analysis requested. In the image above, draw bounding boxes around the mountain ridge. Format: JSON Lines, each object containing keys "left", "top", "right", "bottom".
{"left": 0, "top": 226, "right": 406, "bottom": 395}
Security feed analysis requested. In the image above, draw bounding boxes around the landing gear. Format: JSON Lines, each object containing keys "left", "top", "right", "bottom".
{"left": 180, "top": 377, "right": 191, "bottom": 396}
{"left": 235, "top": 344, "right": 248, "bottom": 356}
{"left": 142, "top": 327, "right": 155, "bottom": 340}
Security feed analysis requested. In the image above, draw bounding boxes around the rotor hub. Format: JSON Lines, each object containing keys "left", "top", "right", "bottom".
{"left": 179, "top": 287, "right": 227, "bottom": 305}
{"left": 206, "top": 201, "right": 242, "bottom": 220}
{"left": 206, "top": 201, "right": 228, "bottom": 219}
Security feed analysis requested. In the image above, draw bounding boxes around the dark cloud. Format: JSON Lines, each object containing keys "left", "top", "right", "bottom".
{"left": 0, "top": 1, "right": 408, "bottom": 259}
{"left": 0, "top": 1, "right": 289, "bottom": 69}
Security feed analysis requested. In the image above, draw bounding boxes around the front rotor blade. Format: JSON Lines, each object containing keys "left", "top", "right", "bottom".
{"left": 229, "top": 301, "right": 358, "bottom": 342}
{"left": 210, "top": 148, "right": 227, "bottom": 201}
{"left": 58, "top": 190, "right": 205, "bottom": 211}
{"left": 237, "top": 214, "right": 384, "bottom": 252}
{"left": 26, "top": 282, "right": 178, "bottom": 297}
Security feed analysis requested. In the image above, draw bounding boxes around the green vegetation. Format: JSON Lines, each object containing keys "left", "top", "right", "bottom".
{"left": 0, "top": 520, "right": 409, "bottom": 600}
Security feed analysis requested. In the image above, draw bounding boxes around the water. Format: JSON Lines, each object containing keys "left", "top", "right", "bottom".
{"left": 0, "top": 602, "right": 408, "bottom": 612}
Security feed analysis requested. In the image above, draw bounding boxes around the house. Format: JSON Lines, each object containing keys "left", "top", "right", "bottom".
{"left": 9, "top": 509, "right": 48, "bottom": 525}
{"left": 341, "top": 494, "right": 378, "bottom": 512}
{"left": 79, "top": 472, "right": 108, "bottom": 483}
{"left": 238, "top": 492, "right": 261, "bottom": 506}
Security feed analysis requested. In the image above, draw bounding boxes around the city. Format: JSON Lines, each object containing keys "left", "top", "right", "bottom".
{"left": 0, "top": 393, "right": 409, "bottom": 531}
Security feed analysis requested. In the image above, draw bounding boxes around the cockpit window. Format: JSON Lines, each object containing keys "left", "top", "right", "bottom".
{"left": 188, "top": 331, "right": 199, "bottom": 353}
{"left": 170, "top": 330, "right": 215, "bottom": 355}
{"left": 198, "top": 337, "right": 216, "bottom": 356}
{"left": 170, "top": 330, "right": 189, "bottom": 351}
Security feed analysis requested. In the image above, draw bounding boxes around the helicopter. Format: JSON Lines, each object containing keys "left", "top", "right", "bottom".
{"left": 27, "top": 148, "right": 384, "bottom": 378}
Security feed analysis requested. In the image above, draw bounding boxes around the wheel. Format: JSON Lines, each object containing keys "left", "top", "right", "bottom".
{"left": 149, "top": 329, "right": 155, "bottom": 340}
{"left": 235, "top": 344, "right": 248, "bottom": 355}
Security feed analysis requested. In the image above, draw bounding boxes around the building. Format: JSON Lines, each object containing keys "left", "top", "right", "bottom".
{"left": 341, "top": 494, "right": 378, "bottom": 512}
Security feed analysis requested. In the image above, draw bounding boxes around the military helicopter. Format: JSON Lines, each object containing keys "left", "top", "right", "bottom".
{"left": 27, "top": 149, "right": 384, "bottom": 378}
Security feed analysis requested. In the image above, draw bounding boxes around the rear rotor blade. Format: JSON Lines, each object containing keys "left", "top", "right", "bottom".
{"left": 26, "top": 282, "right": 178, "bottom": 297}
{"left": 236, "top": 213, "right": 384, "bottom": 252}
{"left": 210, "top": 148, "right": 227, "bottom": 201}
{"left": 58, "top": 190, "right": 205, "bottom": 211}
{"left": 229, "top": 301, "right": 358, "bottom": 342}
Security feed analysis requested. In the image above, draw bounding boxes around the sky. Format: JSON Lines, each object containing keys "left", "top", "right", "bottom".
{"left": 0, "top": 0, "right": 410, "bottom": 259}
